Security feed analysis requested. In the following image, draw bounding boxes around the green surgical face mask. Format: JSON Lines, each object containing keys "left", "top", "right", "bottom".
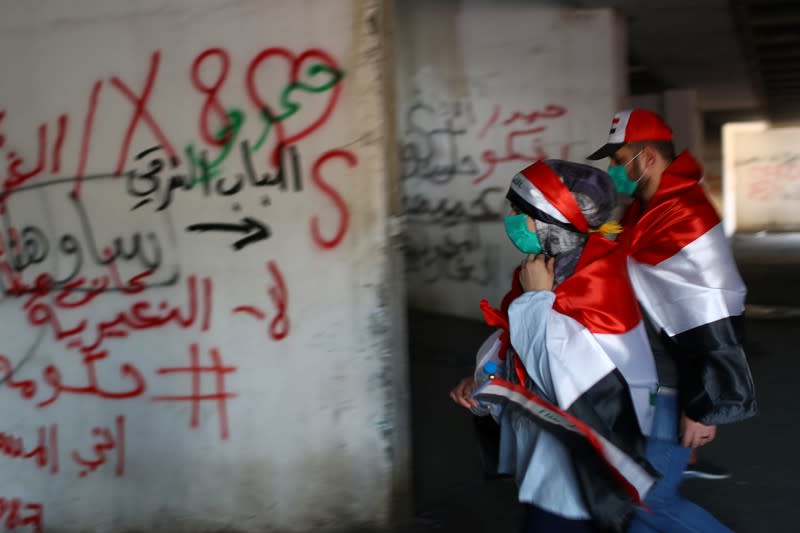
{"left": 503, "top": 213, "right": 543, "bottom": 254}
{"left": 607, "top": 150, "right": 643, "bottom": 196}
{"left": 607, "top": 165, "right": 638, "bottom": 196}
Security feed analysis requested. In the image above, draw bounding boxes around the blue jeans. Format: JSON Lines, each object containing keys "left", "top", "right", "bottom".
{"left": 627, "top": 392, "right": 734, "bottom": 533}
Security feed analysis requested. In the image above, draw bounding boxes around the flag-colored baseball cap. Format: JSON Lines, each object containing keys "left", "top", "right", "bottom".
{"left": 587, "top": 109, "right": 673, "bottom": 160}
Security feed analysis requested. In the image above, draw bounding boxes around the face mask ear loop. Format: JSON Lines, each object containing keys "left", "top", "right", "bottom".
{"left": 626, "top": 149, "right": 644, "bottom": 167}
{"left": 628, "top": 149, "right": 646, "bottom": 184}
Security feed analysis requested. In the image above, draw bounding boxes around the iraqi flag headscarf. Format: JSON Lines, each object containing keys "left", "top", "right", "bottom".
{"left": 476, "top": 160, "right": 659, "bottom": 531}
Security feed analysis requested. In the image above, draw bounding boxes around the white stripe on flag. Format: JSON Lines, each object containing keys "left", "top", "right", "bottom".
{"left": 629, "top": 222, "right": 746, "bottom": 336}
{"left": 595, "top": 323, "right": 658, "bottom": 436}
{"left": 544, "top": 311, "right": 616, "bottom": 409}
{"left": 510, "top": 173, "right": 571, "bottom": 224}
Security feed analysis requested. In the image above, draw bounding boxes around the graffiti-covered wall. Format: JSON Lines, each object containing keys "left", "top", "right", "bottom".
{"left": 0, "top": 1, "right": 407, "bottom": 532}
{"left": 723, "top": 121, "right": 800, "bottom": 233}
{"left": 396, "top": 1, "right": 626, "bottom": 318}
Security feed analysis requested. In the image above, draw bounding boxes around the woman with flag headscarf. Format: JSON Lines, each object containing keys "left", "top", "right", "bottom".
{"left": 451, "top": 160, "right": 659, "bottom": 532}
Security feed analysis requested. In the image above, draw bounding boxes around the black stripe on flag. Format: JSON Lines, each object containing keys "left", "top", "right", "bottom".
{"left": 566, "top": 369, "right": 658, "bottom": 530}
{"left": 476, "top": 373, "right": 657, "bottom": 531}
{"left": 667, "top": 314, "right": 757, "bottom": 425}
{"left": 567, "top": 369, "right": 649, "bottom": 462}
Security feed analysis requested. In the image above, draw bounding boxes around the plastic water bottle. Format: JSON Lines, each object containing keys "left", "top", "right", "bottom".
{"left": 470, "top": 361, "right": 501, "bottom": 416}
{"left": 482, "top": 361, "right": 498, "bottom": 380}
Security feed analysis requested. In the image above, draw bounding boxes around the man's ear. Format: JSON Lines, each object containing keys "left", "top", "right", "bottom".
{"left": 642, "top": 145, "right": 659, "bottom": 169}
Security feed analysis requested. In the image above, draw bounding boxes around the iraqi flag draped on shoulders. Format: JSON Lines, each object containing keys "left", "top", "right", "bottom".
{"left": 475, "top": 161, "right": 659, "bottom": 531}
{"left": 477, "top": 237, "right": 657, "bottom": 531}
{"left": 619, "top": 151, "right": 757, "bottom": 425}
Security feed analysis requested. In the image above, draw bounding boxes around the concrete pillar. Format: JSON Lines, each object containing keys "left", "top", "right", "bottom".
{"left": 663, "top": 89, "right": 704, "bottom": 162}
{"left": 0, "top": 1, "right": 409, "bottom": 531}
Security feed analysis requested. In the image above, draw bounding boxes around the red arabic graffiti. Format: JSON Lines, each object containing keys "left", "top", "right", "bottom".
{"left": 0, "top": 497, "right": 42, "bottom": 533}
{"left": 0, "top": 270, "right": 212, "bottom": 409}
{"left": 2, "top": 341, "right": 237, "bottom": 440}
{"left": 0, "top": 347, "right": 145, "bottom": 409}
{"left": 0, "top": 123, "right": 47, "bottom": 204}
{"left": 0, "top": 416, "right": 125, "bottom": 480}
{"left": 1, "top": 258, "right": 288, "bottom": 413}
{"left": 21, "top": 272, "right": 212, "bottom": 357}
{"left": 51, "top": 114, "right": 68, "bottom": 175}
{"left": 744, "top": 162, "right": 800, "bottom": 202}
{"left": 192, "top": 48, "right": 234, "bottom": 148}
{"left": 0, "top": 45, "right": 347, "bottom": 198}
{"left": 233, "top": 260, "right": 290, "bottom": 341}
{"left": 72, "top": 415, "right": 125, "bottom": 478}
{"left": 245, "top": 47, "right": 344, "bottom": 167}
{"left": 1, "top": 341, "right": 236, "bottom": 440}
{"left": 0, "top": 45, "right": 352, "bottom": 485}
{"left": 0, "top": 50, "right": 181, "bottom": 202}
{"left": 310, "top": 149, "right": 356, "bottom": 250}
{"left": 110, "top": 51, "right": 179, "bottom": 177}
{"left": 0, "top": 46, "right": 355, "bottom": 251}
{"left": 73, "top": 80, "right": 103, "bottom": 197}
{"left": 0, "top": 424, "right": 58, "bottom": 475}
{"left": 473, "top": 104, "right": 569, "bottom": 184}
{"left": 37, "top": 351, "right": 146, "bottom": 409}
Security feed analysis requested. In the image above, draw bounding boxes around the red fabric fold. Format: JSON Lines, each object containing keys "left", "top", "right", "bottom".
{"left": 478, "top": 273, "right": 527, "bottom": 384}
{"left": 553, "top": 234, "right": 641, "bottom": 334}
{"left": 480, "top": 299, "right": 508, "bottom": 330}
{"left": 619, "top": 151, "right": 720, "bottom": 265}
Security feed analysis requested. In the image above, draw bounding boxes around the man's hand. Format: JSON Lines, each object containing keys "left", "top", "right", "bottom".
{"left": 680, "top": 413, "right": 717, "bottom": 448}
{"left": 449, "top": 376, "right": 478, "bottom": 409}
{"left": 519, "top": 254, "right": 555, "bottom": 292}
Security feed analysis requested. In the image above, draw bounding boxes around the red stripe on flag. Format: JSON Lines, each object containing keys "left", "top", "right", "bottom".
{"left": 554, "top": 235, "right": 642, "bottom": 333}
{"left": 520, "top": 162, "right": 589, "bottom": 232}
{"left": 620, "top": 152, "right": 720, "bottom": 265}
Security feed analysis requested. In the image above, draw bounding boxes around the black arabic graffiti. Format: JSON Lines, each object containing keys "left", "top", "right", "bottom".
{"left": 185, "top": 216, "right": 271, "bottom": 251}
{"left": 399, "top": 102, "right": 480, "bottom": 184}
{"left": 403, "top": 186, "right": 505, "bottom": 227}
{"left": 127, "top": 141, "right": 303, "bottom": 211}
{"left": 404, "top": 223, "right": 497, "bottom": 286}
{"left": 0, "top": 192, "right": 174, "bottom": 296}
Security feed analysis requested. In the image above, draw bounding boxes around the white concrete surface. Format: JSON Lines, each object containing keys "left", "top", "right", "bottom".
{"left": 0, "top": 1, "right": 408, "bottom": 531}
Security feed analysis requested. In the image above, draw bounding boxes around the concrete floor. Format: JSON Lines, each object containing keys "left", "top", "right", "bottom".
{"left": 405, "top": 238, "right": 800, "bottom": 532}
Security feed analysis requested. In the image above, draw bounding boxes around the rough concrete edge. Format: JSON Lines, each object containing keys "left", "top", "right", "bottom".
{"left": 351, "top": 0, "right": 412, "bottom": 531}
{"left": 376, "top": 0, "right": 413, "bottom": 530}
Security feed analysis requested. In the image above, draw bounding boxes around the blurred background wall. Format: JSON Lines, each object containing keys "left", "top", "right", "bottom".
{"left": 396, "top": 1, "right": 626, "bottom": 319}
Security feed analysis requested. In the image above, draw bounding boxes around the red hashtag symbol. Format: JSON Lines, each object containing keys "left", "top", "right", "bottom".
{"left": 152, "top": 344, "right": 237, "bottom": 440}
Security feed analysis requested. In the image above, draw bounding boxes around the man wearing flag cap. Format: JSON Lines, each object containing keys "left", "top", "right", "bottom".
{"left": 452, "top": 159, "right": 662, "bottom": 532}
{"left": 587, "top": 109, "right": 757, "bottom": 533}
